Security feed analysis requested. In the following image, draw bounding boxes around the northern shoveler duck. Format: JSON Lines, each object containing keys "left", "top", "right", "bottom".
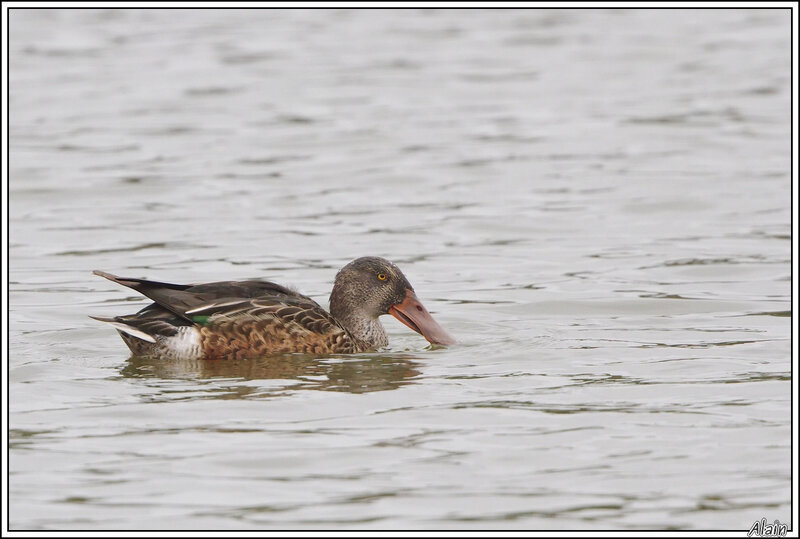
{"left": 91, "top": 256, "right": 456, "bottom": 360}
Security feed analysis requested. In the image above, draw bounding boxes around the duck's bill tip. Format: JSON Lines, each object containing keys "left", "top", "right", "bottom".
{"left": 389, "top": 289, "right": 457, "bottom": 346}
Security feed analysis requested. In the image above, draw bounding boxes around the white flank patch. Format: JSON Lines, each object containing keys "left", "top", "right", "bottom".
{"left": 166, "top": 327, "right": 203, "bottom": 360}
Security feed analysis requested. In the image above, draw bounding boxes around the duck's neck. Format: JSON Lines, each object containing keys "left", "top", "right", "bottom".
{"left": 338, "top": 312, "right": 388, "bottom": 349}
{"left": 330, "top": 297, "right": 388, "bottom": 349}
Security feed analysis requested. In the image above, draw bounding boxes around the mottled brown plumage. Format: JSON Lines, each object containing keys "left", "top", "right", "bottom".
{"left": 91, "top": 257, "right": 455, "bottom": 360}
{"left": 197, "top": 315, "right": 361, "bottom": 358}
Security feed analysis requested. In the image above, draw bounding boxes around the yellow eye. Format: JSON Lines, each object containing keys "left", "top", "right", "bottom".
{"left": 377, "top": 273, "right": 387, "bottom": 281}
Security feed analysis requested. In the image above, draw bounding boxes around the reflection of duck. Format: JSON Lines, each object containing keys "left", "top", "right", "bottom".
{"left": 92, "top": 257, "right": 455, "bottom": 360}
{"left": 120, "top": 354, "right": 422, "bottom": 395}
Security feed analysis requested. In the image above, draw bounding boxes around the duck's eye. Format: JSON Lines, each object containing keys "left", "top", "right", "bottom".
{"left": 377, "top": 273, "right": 388, "bottom": 281}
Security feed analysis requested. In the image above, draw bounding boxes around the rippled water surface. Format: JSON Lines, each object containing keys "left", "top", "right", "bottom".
{"left": 7, "top": 8, "right": 793, "bottom": 530}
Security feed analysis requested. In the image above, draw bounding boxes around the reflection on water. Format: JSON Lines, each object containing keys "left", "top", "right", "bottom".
{"left": 119, "top": 353, "right": 423, "bottom": 396}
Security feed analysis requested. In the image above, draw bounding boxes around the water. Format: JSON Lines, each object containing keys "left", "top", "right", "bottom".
{"left": 7, "top": 8, "right": 792, "bottom": 530}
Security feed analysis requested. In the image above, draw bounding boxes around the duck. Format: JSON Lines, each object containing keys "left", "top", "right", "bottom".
{"left": 91, "top": 256, "right": 456, "bottom": 360}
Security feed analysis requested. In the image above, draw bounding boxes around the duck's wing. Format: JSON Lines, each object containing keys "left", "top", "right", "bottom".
{"left": 185, "top": 294, "right": 343, "bottom": 336}
{"left": 92, "top": 270, "right": 344, "bottom": 335}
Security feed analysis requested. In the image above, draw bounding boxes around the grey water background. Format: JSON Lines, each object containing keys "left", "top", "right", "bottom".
{"left": 7, "top": 8, "right": 793, "bottom": 530}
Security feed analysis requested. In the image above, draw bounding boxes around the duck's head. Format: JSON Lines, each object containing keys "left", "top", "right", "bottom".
{"left": 329, "top": 256, "right": 456, "bottom": 347}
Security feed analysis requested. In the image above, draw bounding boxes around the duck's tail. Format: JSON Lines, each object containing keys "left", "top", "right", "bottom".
{"left": 88, "top": 315, "right": 157, "bottom": 343}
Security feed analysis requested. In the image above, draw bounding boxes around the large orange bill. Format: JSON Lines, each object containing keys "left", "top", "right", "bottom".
{"left": 389, "top": 289, "right": 457, "bottom": 346}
